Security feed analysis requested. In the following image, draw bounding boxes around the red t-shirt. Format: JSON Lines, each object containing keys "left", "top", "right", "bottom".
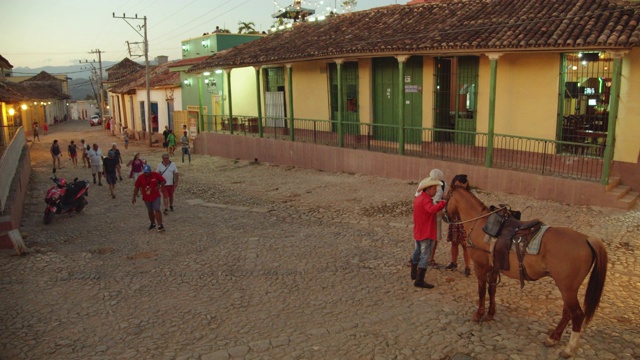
{"left": 134, "top": 172, "right": 165, "bottom": 202}
{"left": 413, "top": 192, "right": 446, "bottom": 241}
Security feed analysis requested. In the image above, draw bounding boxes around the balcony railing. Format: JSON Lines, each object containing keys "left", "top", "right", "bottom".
{"left": 198, "top": 115, "right": 604, "bottom": 181}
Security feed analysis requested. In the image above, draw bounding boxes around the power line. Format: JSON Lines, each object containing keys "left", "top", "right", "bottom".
{"left": 151, "top": 0, "right": 251, "bottom": 46}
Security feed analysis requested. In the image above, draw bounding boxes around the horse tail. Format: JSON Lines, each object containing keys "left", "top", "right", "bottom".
{"left": 584, "top": 237, "right": 608, "bottom": 325}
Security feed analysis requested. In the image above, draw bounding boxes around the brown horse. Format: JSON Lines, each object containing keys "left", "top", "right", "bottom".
{"left": 444, "top": 186, "right": 607, "bottom": 358}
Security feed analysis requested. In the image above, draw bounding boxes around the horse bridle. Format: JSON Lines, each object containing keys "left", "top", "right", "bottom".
{"left": 443, "top": 187, "right": 500, "bottom": 225}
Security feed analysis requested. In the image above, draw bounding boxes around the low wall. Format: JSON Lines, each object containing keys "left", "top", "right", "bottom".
{"left": 194, "top": 133, "right": 616, "bottom": 208}
{"left": 0, "top": 144, "right": 31, "bottom": 248}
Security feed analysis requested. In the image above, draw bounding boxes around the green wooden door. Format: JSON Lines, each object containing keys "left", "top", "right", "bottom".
{"left": 373, "top": 57, "right": 423, "bottom": 142}
{"left": 329, "top": 62, "right": 359, "bottom": 134}
{"left": 373, "top": 57, "right": 398, "bottom": 142}
{"left": 434, "top": 56, "right": 478, "bottom": 144}
{"left": 404, "top": 56, "right": 423, "bottom": 144}
{"left": 454, "top": 57, "right": 478, "bottom": 145}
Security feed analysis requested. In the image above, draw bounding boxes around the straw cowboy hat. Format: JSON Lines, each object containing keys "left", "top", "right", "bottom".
{"left": 417, "top": 176, "right": 443, "bottom": 193}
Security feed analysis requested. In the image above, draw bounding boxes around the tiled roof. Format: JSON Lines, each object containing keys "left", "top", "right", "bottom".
{"left": 0, "top": 81, "right": 29, "bottom": 102}
{"left": 22, "top": 71, "right": 63, "bottom": 82}
{"left": 169, "top": 55, "right": 213, "bottom": 68}
{"left": 105, "top": 58, "right": 145, "bottom": 83}
{"left": 0, "top": 80, "right": 69, "bottom": 103}
{"left": 190, "top": 0, "right": 640, "bottom": 70}
{"left": 109, "top": 61, "right": 181, "bottom": 94}
{"left": 21, "top": 81, "right": 70, "bottom": 100}
{"left": 0, "top": 54, "right": 13, "bottom": 69}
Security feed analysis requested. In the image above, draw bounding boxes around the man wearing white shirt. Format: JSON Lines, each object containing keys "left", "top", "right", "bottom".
{"left": 87, "top": 143, "right": 104, "bottom": 186}
{"left": 156, "top": 153, "right": 179, "bottom": 215}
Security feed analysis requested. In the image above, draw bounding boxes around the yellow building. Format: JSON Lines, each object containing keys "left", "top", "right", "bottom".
{"left": 183, "top": 0, "right": 640, "bottom": 208}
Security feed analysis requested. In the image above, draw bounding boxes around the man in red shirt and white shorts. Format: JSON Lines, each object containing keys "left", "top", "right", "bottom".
{"left": 132, "top": 165, "right": 166, "bottom": 232}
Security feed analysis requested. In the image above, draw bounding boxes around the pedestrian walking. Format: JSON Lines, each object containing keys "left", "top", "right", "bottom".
{"left": 68, "top": 140, "right": 79, "bottom": 168}
{"left": 132, "top": 165, "right": 166, "bottom": 232}
{"left": 42, "top": 122, "right": 49, "bottom": 135}
{"left": 444, "top": 174, "right": 475, "bottom": 277}
{"left": 410, "top": 176, "right": 447, "bottom": 289}
{"left": 167, "top": 130, "right": 177, "bottom": 156}
{"left": 111, "top": 143, "right": 124, "bottom": 180}
{"left": 50, "top": 139, "right": 62, "bottom": 170}
{"left": 80, "top": 139, "right": 90, "bottom": 168}
{"left": 123, "top": 128, "right": 130, "bottom": 150}
{"left": 156, "top": 153, "right": 179, "bottom": 215}
{"left": 33, "top": 122, "right": 40, "bottom": 142}
{"left": 162, "top": 126, "right": 170, "bottom": 152}
{"left": 103, "top": 150, "right": 119, "bottom": 199}
{"left": 127, "top": 153, "right": 145, "bottom": 181}
{"left": 180, "top": 131, "right": 191, "bottom": 163}
{"left": 151, "top": 113, "right": 158, "bottom": 133}
{"left": 87, "top": 143, "right": 104, "bottom": 186}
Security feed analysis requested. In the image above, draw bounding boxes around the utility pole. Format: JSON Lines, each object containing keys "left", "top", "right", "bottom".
{"left": 113, "top": 13, "right": 152, "bottom": 147}
{"left": 79, "top": 60, "right": 99, "bottom": 103}
{"left": 89, "top": 50, "right": 105, "bottom": 128}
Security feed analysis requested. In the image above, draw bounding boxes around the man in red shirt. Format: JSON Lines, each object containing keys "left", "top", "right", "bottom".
{"left": 410, "top": 177, "right": 447, "bottom": 288}
{"left": 132, "top": 165, "right": 166, "bottom": 232}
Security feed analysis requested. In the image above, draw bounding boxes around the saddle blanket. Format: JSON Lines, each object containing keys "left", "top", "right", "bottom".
{"left": 483, "top": 225, "right": 550, "bottom": 255}
{"left": 512, "top": 225, "right": 549, "bottom": 255}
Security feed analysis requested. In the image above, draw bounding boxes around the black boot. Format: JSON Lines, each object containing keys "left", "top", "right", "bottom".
{"left": 410, "top": 263, "right": 418, "bottom": 280}
{"left": 414, "top": 268, "right": 434, "bottom": 289}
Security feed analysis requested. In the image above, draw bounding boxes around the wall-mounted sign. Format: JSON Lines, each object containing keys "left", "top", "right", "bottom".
{"left": 405, "top": 76, "right": 411, "bottom": 83}
{"left": 405, "top": 85, "right": 422, "bottom": 93}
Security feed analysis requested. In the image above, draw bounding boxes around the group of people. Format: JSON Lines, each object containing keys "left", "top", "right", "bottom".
{"left": 162, "top": 125, "right": 191, "bottom": 163}
{"left": 410, "top": 168, "right": 473, "bottom": 289}
{"left": 44, "top": 117, "right": 186, "bottom": 234}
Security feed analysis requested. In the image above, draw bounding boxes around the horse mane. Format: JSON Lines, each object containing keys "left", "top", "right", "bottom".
{"left": 451, "top": 185, "right": 488, "bottom": 212}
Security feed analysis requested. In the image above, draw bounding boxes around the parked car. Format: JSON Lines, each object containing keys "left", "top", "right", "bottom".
{"left": 89, "top": 115, "right": 102, "bottom": 126}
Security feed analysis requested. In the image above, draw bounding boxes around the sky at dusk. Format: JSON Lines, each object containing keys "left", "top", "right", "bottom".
{"left": 2, "top": 0, "right": 400, "bottom": 70}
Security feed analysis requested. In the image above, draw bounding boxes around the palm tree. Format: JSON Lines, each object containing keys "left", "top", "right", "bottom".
{"left": 342, "top": 0, "right": 357, "bottom": 12}
{"left": 237, "top": 21, "right": 257, "bottom": 34}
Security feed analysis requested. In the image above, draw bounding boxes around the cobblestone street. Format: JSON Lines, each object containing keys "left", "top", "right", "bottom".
{"left": 0, "top": 120, "right": 638, "bottom": 359}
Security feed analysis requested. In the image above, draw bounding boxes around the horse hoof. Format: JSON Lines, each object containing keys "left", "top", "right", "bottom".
{"left": 484, "top": 314, "right": 495, "bottom": 321}
{"left": 471, "top": 313, "right": 482, "bottom": 322}
{"left": 544, "top": 337, "right": 558, "bottom": 347}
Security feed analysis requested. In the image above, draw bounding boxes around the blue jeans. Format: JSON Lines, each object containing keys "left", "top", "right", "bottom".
{"left": 181, "top": 147, "right": 191, "bottom": 163}
{"left": 412, "top": 239, "right": 435, "bottom": 269}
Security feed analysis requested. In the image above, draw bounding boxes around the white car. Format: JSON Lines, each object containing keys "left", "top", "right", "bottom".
{"left": 89, "top": 115, "right": 102, "bottom": 126}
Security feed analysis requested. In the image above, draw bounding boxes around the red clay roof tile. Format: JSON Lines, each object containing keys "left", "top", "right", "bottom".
{"left": 189, "top": 0, "right": 640, "bottom": 71}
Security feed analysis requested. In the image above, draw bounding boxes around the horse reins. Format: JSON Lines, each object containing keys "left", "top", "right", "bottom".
{"left": 446, "top": 208, "right": 501, "bottom": 225}
{"left": 444, "top": 190, "right": 504, "bottom": 225}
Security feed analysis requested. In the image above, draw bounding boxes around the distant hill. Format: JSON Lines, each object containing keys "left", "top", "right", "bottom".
{"left": 68, "top": 78, "right": 97, "bottom": 101}
{"left": 13, "top": 61, "right": 119, "bottom": 101}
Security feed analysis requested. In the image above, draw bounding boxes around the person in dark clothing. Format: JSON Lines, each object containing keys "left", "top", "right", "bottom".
{"left": 103, "top": 150, "right": 119, "bottom": 199}
{"left": 162, "top": 125, "right": 170, "bottom": 152}
{"left": 68, "top": 140, "right": 78, "bottom": 168}
{"left": 111, "top": 143, "right": 124, "bottom": 180}
{"left": 50, "top": 139, "right": 62, "bottom": 170}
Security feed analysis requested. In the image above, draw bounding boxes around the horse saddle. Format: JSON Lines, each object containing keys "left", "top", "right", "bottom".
{"left": 483, "top": 205, "right": 544, "bottom": 288}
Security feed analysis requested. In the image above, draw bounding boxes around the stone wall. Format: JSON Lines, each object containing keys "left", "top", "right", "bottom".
{"left": 194, "top": 133, "right": 618, "bottom": 208}
{"left": 0, "top": 145, "right": 31, "bottom": 248}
